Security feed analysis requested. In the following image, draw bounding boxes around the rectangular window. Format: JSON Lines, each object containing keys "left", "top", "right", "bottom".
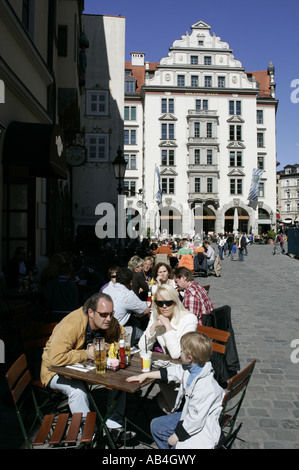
{"left": 124, "top": 129, "right": 136, "bottom": 145}
{"left": 207, "top": 149, "right": 213, "bottom": 165}
{"left": 124, "top": 106, "right": 136, "bottom": 120}
{"left": 162, "top": 178, "right": 175, "bottom": 194}
{"left": 230, "top": 178, "right": 243, "bottom": 195}
{"left": 258, "top": 182, "right": 264, "bottom": 197}
{"left": 204, "top": 76, "right": 212, "bottom": 87}
{"left": 162, "top": 149, "right": 174, "bottom": 166}
{"left": 257, "top": 110, "right": 263, "bottom": 124}
{"left": 257, "top": 133, "right": 264, "bottom": 147}
{"left": 257, "top": 155, "right": 264, "bottom": 170}
{"left": 191, "top": 75, "right": 198, "bottom": 87}
{"left": 229, "top": 125, "right": 242, "bottom": 141}
{"left": 204, "top": 56, "right": 212, "bottom": 65}
{"left": 125, "top": 79, "right": 136, "bottom": 93}
{"left": 191, "top": 56, "right": 198, "bottom": 65}
{"left": 229, "top": 100, "right": 241, "bottom": 115}
{"left": 194, "top": 122, "right": 200, "bottom": 138}
{"left": 207, "top": 178, "right": 213, "bottom": 193}
{"left": 86, "top": 90, "right": 108, "bottom": 115}
{"left": 207, "top": 123, "right": 212, "bottom": 138}
{"left": 162, "top": 123, "right": 174, "bottom": 140}
{"left": 124, "top": 154, "right": 137, "bottom": 170}
{"left": 194, "top": 149, "right": 200, "bottom": 165}
{"left": 230, "top": 151, "right": 242, "bottom": 166}
{"left": 124, "top": 180, "right": 136, "bottom": 197}
{"left": 162, "top": 98, "right": 174, "bottom": 113}
{"left": 177, "top": 75, "right": 185, "bottom": 87}
{"left": 218, "top": 76, "right": 225, "bottom": 88}
{"left": 195, "top": 99, "right": 208, "bottom": 110}
{"left": 86, "top": 134, "right": 109, "bottom": 162}
{"left": 195, "top": 178, "right": 201, "bottom": 193}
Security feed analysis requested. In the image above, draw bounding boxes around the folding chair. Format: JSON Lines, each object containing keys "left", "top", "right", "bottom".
{"left": 5, "top": 354, "right": 96, "bottom": 449}
{"left": 217, "top": 360, "right": 256, "bottom": 449}
{"left": 202, "top": 284, "right": 210, "bottom": 294}
{"left": 21, "top": 322, "right": 65, "bottom": 413}
{"left": 196, "top": 324, "right": 230, "bottom": 383}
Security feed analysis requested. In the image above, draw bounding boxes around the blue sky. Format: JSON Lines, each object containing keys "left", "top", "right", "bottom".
{"left": 83, "top": 0, "right": 299, "bottom": 169}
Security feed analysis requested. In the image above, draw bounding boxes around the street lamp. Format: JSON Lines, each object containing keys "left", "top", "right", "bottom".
{"left": 112, "top": 147, "right": 127, "bottom": 194}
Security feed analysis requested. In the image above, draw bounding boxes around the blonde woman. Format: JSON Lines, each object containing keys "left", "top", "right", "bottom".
{"left": 128, "top": 255, "right": 149, "bottom": 301}
{"left": 138, "top": 284, "right": 197, "bottom": 359}
{"left": 138, "top": 284, "right": 197, "bottom": 412}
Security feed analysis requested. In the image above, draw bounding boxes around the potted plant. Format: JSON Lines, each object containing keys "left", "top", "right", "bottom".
{"left": 267, "top": 230, "right": 276, "bottom": 244}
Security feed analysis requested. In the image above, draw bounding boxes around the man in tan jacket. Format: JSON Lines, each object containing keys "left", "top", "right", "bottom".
{"left": 41, "top": 292, "right": 134, "bottom": 442}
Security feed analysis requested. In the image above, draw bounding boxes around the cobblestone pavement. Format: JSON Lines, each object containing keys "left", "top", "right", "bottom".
{"left": 134, "top": 242, "right": 299, "bottom": 450}
{"left": 1, "top": 242, "right": 299, "bottom": 449}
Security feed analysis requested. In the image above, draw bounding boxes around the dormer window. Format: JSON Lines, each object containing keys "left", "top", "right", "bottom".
{"left": 125, "top": 76, "right": 136, "bottom": 93}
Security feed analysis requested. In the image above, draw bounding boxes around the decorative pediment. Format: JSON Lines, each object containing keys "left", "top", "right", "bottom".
{"left": 160, "top": 167, "right": 178, "bottom": 176}
{"left": 227, "top": 115, "right": 245, "bottom": 123}
{"left": 191, "top": 21, "right": 211, "bottom": 30}
{"left": 158, "top": 141, "right": 178, "bottom": 148}
{"left": 159, "top": 114, "right": 178, "bottom": 121}
{"left": 227, "top": 169, "right": 245, "bottom": 177}
{"left": 227, "top": 141, "right": 246, "bottom": 149}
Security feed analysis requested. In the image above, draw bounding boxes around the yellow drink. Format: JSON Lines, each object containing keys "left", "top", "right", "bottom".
{"left": 94, "top": 349, "right": 106, "bottom": 374}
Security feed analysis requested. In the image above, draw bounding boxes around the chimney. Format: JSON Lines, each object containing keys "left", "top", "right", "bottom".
{"left": 131, "top": 52, "right": 145, "bottom": 66}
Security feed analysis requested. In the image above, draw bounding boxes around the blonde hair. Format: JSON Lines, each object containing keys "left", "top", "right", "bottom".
{"left": 180, "top": 332, "right": 212, "bottom": 366}
{"left": 152, "top": 284, "right": 190, "bottom": 326}
{"left": 128, "top": 255, "right": 144, "bottom": 271}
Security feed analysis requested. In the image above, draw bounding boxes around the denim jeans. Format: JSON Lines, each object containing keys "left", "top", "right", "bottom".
{"left": 238, "top": 248, "right": 244, "bottom": 261}
{"left": 150, "top": 412, "right": 182, "bottom": 449}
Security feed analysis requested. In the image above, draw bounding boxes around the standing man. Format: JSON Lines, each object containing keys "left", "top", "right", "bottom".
{"left": 40, "top": 293, "right": 135, "bottom": 442}
{"left": 173, "top": 267, "right": 214, "bottom": 325}
{"left": 238, "top": 232, "right": 246, "bottom": 261}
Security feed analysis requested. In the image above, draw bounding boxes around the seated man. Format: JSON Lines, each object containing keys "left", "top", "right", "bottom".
{"left": 173, "top": 267, "right": 214, "bottom": 325}
{"left": 203, "top": 241, "right": 215, "bottom": 270}
{"left": 103, "top": 267, "right": 150, "bottom": 345}
{"left": 40, "top": 293, "right": 135, "bottom": 442}
{"left": 152, "top": 240, "right": 173, "bottom": 259}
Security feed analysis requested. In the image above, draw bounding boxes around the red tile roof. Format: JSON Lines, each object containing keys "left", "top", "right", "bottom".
{"left": 125, "top": 61, "right": 159, "bottom": 93}
{"left": 246, "top": 70, "right": 272, "bottom": 98}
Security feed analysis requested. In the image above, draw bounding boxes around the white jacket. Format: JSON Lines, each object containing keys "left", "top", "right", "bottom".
{"left": 165, "top": 362, "right": 224, "bottom": 449}
{"left": 138, "top": 311, "right": 197, "bottom": 359}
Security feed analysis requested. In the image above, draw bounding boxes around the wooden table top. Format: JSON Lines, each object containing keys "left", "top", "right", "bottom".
{"left": 49, "top": 351, "right": 174, "bottom": 394}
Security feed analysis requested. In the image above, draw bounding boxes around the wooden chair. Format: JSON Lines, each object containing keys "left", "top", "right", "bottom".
{"left": 217, "top": 360, "right": 256, "bottom": 449}
{"left": 196, "top": 324, "right": 230, "bottom": 383}
{"left": 5, "top": 354, "right": 96, "bottom": 449}
{"left": 202, "top": 285, "right": 210, "bottom": 294}
{"left": 21, "top": 322, "right": 65, "bottom": 412}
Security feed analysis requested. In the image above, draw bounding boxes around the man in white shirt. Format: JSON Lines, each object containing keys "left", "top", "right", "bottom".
{"left": 203, "top": 241, "right": 215, "bottom": 268}
{"left": 103, "top": 267, "right": 150, "bottom": 344}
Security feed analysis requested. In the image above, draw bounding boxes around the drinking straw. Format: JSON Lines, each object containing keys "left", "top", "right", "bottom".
{"left": 145, "top": 335, "right": 147, "bottom": 354}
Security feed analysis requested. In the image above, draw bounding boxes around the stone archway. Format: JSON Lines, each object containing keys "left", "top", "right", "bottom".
{"left": 224, "top": 206, "right": 250, "bottom": 233}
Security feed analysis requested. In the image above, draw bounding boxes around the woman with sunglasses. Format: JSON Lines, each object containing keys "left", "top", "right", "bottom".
{"left": 138, "top": 284, "right": 197, "bottom": 359}
{"left": 138, "top": 284, "right": 197, "bottom": 412}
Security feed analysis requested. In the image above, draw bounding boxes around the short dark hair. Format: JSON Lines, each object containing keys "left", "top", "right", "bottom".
{"left": 83, "top": 292, "right": 113, "bottom": 314}
{"left": 116, "top": 267, "right": 133, "bottom": 287}
{"left": 172, "top": 266, "right": 194, "bottom": 281}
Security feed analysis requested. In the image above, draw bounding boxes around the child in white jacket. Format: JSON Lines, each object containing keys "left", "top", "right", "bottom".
{"left": 127, "top": 331, "right": 224, "bottom": 449}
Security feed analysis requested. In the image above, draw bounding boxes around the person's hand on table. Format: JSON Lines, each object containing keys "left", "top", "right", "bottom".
{"left": 126, "top": 370, "right": 161, "bottom": 383}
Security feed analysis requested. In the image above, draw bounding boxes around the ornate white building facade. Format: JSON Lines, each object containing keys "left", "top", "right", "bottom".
{"left": 124, "top": 21, "right": 278, "bottom": 238}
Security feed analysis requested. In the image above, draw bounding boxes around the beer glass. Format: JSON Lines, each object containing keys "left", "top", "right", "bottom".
{"left": 94, "top": 337, "right": 106, "bottom": 374}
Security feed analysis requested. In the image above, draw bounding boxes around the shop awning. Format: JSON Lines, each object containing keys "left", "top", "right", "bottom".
{"left": 2, "top": 121, "right": 67, "bottom": 179}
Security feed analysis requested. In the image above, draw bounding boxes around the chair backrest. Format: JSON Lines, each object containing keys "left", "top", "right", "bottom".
{"left": 154, "top": 254, "right": 170, "bottom": 266}
{"left": 202, "top": 285, "right": 210, "bottom": 293}
{"left": 21, "top": 322, "right": 58, "bottom": 351}
{"left": 6, "top": 354, "right": 32, "bottom": 405}
{"left": 220, "top": 360, "right": 256, "bottom": 436}
{"left": 178, "top": 254, "right": 194, "bottom": 271}
{"left": 196, "top": 324, "right": 230, "bottom": 355}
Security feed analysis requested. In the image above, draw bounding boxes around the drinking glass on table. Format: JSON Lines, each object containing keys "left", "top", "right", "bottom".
{"left": 93, "top": 337, "right": 106, "bottom": 374}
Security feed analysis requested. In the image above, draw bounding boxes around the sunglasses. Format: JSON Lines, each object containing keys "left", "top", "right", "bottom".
{"left": 94, "top": 310, "right": 114, "bottom": 318}
{"left": 155, "top": 300, "right": 175, "bottom": 308}
{"left": 110, "top": 275, "right": 116, "bottom": 278}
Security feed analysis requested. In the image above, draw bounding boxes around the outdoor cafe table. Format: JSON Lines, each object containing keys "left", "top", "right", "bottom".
{"left": 49, "top": 351, "right": 174, "bottom": 448}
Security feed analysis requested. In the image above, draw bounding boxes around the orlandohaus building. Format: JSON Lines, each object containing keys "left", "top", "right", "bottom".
{"left": 124, "top": 21, "right": 278, "bottom": 237}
